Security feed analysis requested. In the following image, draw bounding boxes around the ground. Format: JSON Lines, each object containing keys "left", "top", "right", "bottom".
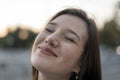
{"left": 0, "top": 45, "right": 120, "bottom": 80}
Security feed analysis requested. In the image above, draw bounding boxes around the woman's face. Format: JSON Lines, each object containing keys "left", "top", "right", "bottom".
{"left": 31, "top": 15, "right": 88, "bottom": 76}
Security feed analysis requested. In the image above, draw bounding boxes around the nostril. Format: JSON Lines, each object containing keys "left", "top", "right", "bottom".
{"left": 50, "top": 42, "right": 54, "bottom": 46}
{"left": 45, "top": 40, "right": 48, "bottom": 43}
{"left": 38, "top": 46, "right": 40, "bottom": 49}
{"left": 45, "top": 39, "right": 58, "bottom": 48}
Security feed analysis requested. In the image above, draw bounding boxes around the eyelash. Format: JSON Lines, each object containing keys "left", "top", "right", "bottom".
{"left": 64, "top": 36, "right": 75, "bottom": 43}
{"left": 45, "top": 28, "right": 54, "bottom": 33}
{"left": 45, "top": 28, "right": 75, "bottom": 43}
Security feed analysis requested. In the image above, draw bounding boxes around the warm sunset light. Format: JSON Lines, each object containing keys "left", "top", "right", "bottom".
{"left": 0, "top": 0, "right": 118, "bottom": 36}
{"left": 0, "top": 28, "right": 8, "bottom": 38}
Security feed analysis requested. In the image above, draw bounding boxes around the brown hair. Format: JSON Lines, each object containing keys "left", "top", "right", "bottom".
{"left": 32, "top": 8, "right": 101, "bottom": 80}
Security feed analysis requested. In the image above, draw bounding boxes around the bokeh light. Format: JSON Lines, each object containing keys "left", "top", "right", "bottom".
{"left": 19, "top": 30, "right": 29, "bottom": 40}
{"left": 116, "top": 45, "right": 120, "bottom": 55}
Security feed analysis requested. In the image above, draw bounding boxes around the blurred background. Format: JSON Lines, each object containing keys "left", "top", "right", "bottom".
{"left": 0, "top": 0, "right": 120, "bottom": 80}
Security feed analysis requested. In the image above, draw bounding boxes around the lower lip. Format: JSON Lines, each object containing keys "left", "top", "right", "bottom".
{"left": 38, "top": 48, "right": 55, "bottom": 57}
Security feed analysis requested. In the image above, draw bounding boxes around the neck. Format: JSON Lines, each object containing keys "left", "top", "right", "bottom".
{"left": 38, "top": 71, "right": 70, "bottom": 80}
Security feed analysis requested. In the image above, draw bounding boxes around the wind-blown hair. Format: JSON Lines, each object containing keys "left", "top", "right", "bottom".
{"left": 32, "top": 8, "right": 102, "bottom": 80}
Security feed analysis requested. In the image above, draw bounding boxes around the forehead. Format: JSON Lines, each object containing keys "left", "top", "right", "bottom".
{"left": 50, "top": 15, "right": 88, "bottom": 41}
{"left": 51, "top": 15, "right": 87, "bottom": 30}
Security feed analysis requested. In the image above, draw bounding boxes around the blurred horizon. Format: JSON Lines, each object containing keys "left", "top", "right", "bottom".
{"left": 0, "top": 0, "right": 120, "bottom": 54}
{"left": 0, "top": 0, "right": 119, "bottom": 38}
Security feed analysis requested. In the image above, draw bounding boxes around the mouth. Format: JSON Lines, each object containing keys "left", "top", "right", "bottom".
{"left": 38, "top": 46, "right": 57, "bottom": 57}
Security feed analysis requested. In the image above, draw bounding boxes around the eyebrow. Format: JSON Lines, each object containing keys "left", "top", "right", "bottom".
{"left": 48, "top": 22, "right": 57, "bottom": 26}
{"left": 67, "top": 29, "right": 80, "bottom": 41}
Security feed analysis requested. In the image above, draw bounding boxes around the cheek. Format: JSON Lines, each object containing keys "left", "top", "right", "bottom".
{"left": 34, "top": 33, "right": 46, "bottom": 45}
{"left": 61, "top": 43, "right": 83, "bottom": 59}
{"left": 33, "top": 32, "right": 48, "bottom": 50}
{"left": 31, "top": 32, "right": 47, "bottom": 57}
{"left": 59, "top": 44, "right": 82, "bottom": 70}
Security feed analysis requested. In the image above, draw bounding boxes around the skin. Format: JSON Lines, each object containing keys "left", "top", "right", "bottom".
{"left": 31, "top": 15, "right": 88, "bottom": 80}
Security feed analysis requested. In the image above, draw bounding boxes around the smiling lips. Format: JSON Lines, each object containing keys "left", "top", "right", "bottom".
{"left": 38, "top": 46, "right": 57, "bottom": 57}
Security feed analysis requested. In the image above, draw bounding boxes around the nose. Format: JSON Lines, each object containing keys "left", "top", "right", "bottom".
{"left": 45, "top": 35, "right": 59, "bottom": 48}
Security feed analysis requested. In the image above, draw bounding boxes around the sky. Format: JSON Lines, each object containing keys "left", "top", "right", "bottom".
{"left": 0, "top": 0, "right": 119, "bottom": 37}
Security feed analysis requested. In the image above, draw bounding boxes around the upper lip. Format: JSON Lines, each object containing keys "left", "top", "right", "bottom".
{"left": 38, "top": 46, "right": 57, "bottom": 57}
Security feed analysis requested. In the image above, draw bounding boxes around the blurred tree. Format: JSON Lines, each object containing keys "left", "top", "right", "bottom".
{"left": 99, "top": 20, "right": 120, "bottom": 48}
{"left": 99, "top": 1, "right": 120, "bottom": 49}
{"left": 0, "top": 26, "right": 38, "bottom": 49}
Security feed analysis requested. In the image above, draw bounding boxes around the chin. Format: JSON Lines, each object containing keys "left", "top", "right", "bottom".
{"left": 31, "top": 54, "right": 46, "bottom": 71}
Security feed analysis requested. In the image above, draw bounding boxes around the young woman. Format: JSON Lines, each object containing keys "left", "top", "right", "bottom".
{"left": 31, "top": 8, "right": 102, "bottom": 80}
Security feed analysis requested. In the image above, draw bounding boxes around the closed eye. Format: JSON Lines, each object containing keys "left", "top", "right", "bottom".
{"left": 45, "top": 28, "right": 54, "bottom": 33}
{"left": 64, "top": 36, "right": 75, "bottom": 43}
